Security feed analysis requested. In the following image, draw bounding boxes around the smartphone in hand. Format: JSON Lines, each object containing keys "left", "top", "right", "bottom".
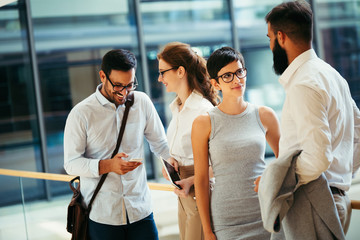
{"left": 129, "top": 158, "right": 143, "bottom": 162}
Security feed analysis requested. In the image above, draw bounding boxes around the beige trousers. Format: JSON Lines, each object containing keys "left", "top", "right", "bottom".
{"left": 178, "top": 165, "right": 204, "bottom": 240}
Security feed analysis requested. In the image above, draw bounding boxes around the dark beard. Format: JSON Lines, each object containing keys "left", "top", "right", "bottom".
{"left": 272, "top": 38, "right": 289, "bottom": 75}
{"left": 102, "top": 82, "right": 126, "bottom": 106}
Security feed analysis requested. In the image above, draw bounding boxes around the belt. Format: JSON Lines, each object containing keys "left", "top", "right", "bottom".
{"left": 330, "top": 186, "right": 345, "bottom": 196}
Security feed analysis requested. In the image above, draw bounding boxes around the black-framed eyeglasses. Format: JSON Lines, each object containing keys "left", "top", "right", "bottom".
{"left": 215, "top": 68, "right": 247, "bottom": 83}
{"left": 105, "top": 73, "right": 138, "bottom": 92}
{"left": 159, "top": 67, "right": 178, "bottom": 78}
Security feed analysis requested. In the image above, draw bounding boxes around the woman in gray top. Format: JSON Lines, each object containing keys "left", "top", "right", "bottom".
{"left": 192, "top": 47, "right": 280, "bottom": 240}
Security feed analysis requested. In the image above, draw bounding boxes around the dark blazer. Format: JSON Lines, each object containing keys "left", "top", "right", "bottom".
{"left": 258, "top": 150, "right": 345, "bottom": 240}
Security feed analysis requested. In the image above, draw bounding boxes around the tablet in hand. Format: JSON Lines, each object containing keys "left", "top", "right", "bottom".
{"left": 161, "top": 158, "right": 182, "bottom": 189}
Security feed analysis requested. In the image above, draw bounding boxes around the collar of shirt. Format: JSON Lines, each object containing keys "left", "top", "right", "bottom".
{"left": 279, "top": 49, "right": 317, "bottom": 89}
{"left": 169, "top": 90, "right": 204, "bottom": 113}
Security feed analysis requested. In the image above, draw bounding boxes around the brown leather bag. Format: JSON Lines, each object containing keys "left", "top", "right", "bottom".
{"left": 67, "top": 176, "right": 88, "bottom": 239}
{"left": 66, "top": 92, "right": 134, "bottom": 240}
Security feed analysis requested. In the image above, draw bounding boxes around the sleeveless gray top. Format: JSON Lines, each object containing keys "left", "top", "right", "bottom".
{"left": 208, "top": 103, "right": 270, "bottom": 240}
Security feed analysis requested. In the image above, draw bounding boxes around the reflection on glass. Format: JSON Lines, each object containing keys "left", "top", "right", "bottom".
{"left": 315, "top": 0, "right": 360, "bottom": 105}
{"left": 0, "top": 176, "right": 72, "bottom": 239}
{"left": 0, "top": 176, "right": 27, "bottom": 238}
{"left": 316, "top": 0, "right": 360, "bottom": 21}
{"left": 0, "top": 2, "right": 45, "bottom": 205}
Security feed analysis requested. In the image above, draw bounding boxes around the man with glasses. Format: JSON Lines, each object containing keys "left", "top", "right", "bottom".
{"left": 64, "top": 49, "right": 171, "bottom": 240}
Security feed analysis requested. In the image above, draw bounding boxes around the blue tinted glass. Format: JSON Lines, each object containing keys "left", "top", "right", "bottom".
{"left": 0, "top": 3, "right": 46, "bottom": 204}
{"left": 314, "top": 0, "right": 360, "bottom": 105}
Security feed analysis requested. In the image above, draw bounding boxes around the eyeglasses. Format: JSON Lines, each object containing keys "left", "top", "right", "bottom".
{"left": 105, "top": 74, "right": 138, "bottom": 92}
{"left": 215, "top": 68, "right": 247, "bottom": 83}
{"left": 159, "top": 67, "right": 178, "bottom": 78}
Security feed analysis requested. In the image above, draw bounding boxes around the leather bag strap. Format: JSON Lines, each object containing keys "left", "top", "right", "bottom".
{"left": 87, "top": 92, "right": 135, "bottom": 210}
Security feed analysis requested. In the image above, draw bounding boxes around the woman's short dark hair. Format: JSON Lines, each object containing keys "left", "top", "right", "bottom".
{"left": 206, "top": 47, "right": 245, "bottom": 81}
{"left": 265, "top": 0, "right": 313, "bottom": 44}
{"left": 101, "top": 49, "right": 137, "bottom": 77}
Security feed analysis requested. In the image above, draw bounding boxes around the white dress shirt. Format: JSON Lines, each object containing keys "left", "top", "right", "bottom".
{"left": 64, "top": 85, "right": 170, "bottom": 225}
{"left": 167, "top": 91, "right": 214, "bottom": 166}
{"left": 278, "top": 49, "right": 360, "bottom": 191}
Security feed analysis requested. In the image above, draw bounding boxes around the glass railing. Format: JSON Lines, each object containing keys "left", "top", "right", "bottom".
{"left": 0, "top": 168, "right": 179, "bottom": 240}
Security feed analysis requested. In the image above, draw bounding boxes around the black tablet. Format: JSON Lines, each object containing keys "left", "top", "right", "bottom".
{"left": 161, "top": 158, "right": 182, "bottom": 189}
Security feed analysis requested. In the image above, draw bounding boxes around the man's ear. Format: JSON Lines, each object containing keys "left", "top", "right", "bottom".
{"left": 99, "top": 70, "right": 106, "bottom": 84}
{"left": 211, "top": 78, "right": 221, "bottom": 91}
{"left": 277, "top": 31, "right": 286, "bottom": 48}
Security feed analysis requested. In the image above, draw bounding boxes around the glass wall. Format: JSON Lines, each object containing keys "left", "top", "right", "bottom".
{"left": 1, "top": 0, "right": 360, "bottom": 206}
{"left": 313, "top": 0, "right": 360, "bottom": 104}
{"left": 0, "top": 1, "right": 46, "bottom": 206}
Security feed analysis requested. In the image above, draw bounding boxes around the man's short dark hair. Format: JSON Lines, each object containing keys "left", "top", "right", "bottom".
{"left": 265, "top": 0, "right": 313, "bottom": 44}
{"left": 206, "top": 47, "right": 245, "bottom": 81}
{"left": 101, "top": 49, "right": 137, "bottom": 77}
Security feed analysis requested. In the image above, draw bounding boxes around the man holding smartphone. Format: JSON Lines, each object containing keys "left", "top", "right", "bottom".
{"left": 64, "top": 49, "right": 171, "bottom": 240}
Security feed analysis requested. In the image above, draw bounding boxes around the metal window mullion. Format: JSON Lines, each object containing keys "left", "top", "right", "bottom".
{"left": 23, "top": 0, "right": 51, "bottom": 200}
{"left": 134, "top": 0, "right": 157, "bottom": 180}
{"left": 229, "top": 0, "right": 240, "bottom": 51}
{"left": 134, "top": 0, "right": 151, "bottom": 97}
{"left": 310, "top": 0, "right": 324, "bottom": 59}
